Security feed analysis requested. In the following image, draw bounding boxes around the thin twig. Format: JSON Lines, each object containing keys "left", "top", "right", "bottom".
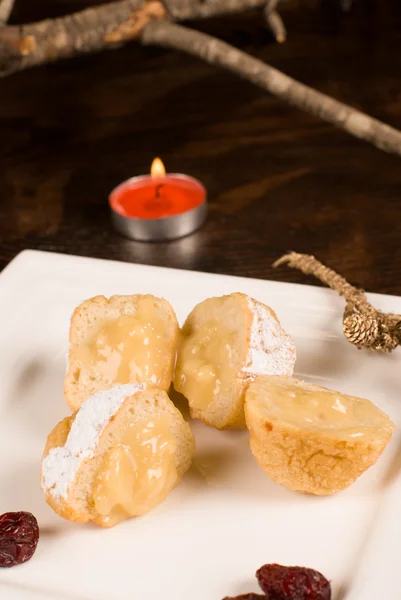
{"left": 163, "top": 0, "right": 265, "bottom": 20}
{"left": 274, "top": 252, "right": 363, "bottom": 303}
{"left": 0, "top": 0, "right": 15, "bottom": 25}
{"left": 264, "top": 0, "right": 286, "bottom": 43}
{"left": 142, "top": 20, "right": 401, "bottom": 157}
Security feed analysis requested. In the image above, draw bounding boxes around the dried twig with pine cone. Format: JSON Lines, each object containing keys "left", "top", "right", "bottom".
{"left": 275, "top": 252, "right": 401, "bottom": 353}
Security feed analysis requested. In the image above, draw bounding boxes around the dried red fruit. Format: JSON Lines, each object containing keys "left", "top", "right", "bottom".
{"left": 256, "top": 564, "right": 331, "bottom": 600}
{"left": 0, "top": 512, "right": 39, "bottom": 568}
{"left": 223, "top": 595, "right": 265, "bottom": 600}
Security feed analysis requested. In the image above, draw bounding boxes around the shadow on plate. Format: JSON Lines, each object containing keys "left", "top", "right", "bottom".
{"left": 9, "top": 356, "right": 68, "bottom": 439}
{"left": 379, "top": 433, "right": 401, "bottom": 490}
{"left": 0, "top": 461, "right": 70, "bottom": 532}
{"left": 335, "top": 583, "right": 351, "bottom": 600}
{"left": 294, "top": 337, "right": 355, "bottom": 384}
{"left": 229, "top": 579, "right": 261, "bottom": 596}
{"left": 188, "top": 425, "right": 310, "bottom": 504}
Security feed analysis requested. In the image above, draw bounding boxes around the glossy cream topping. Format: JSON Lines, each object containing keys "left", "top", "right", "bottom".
{"left": 254, "top": 378, "right": 394, "bottom": 441}
{"left": 92, "top": 416, "right": 178, "bottom": 526}
{"left": 73, "top": 297, "right": 168, "bottom": 388}
{"left": 175, "top": 322, "right": 234, "bottom": 410}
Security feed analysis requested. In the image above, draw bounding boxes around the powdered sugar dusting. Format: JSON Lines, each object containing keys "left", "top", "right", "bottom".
{"left": 242, "top": 298, "right": 296, "bottom": 378}
{"left": 42, "top": 383, "right": 143, "bottom": 500}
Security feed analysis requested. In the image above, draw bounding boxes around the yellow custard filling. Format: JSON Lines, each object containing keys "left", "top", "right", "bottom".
{"left": 260, "top": 379, "right": 392, "bottom": 441}
{"left": 92, "top": 417, "right": 178, "bottom": 526}
{"left": 175, "top": 322, "right": 235, "bottom": 410}
{"left": 73, "top": 297, "right": 168, "bottom": 388}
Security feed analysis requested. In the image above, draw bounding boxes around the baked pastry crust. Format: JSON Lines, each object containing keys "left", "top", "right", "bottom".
{"left": 174, "top": 293, "right": 296, "bottom": 430}
{"left": 245, "top": 375, "right": 396, "bottom": 495}
{"left": 65, "top": 294, "right": 179, "bottom": 411}
{"left": 41, "top": 384, "right": 195, "bottom": 526}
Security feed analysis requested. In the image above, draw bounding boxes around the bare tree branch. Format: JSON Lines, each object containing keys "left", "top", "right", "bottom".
{"left": 0, "top": 0, "right": 269, "bottom": 76}
{"left": 0, "top": 0, "right": 168, "bottom": 76}
{"left": 0, "top": 0, "right": 292, "bottom": 76}
{"left": 0, "top": 0, "right": 15, "bottom": 25}
{"left": 264, "top": 0, "right": 286, "bottom": 43}
{"left": 142, "top": 20, "right": 401, "bottom": 157}
{"left": 0, "top": 0, "right": 400, "bottom": 158}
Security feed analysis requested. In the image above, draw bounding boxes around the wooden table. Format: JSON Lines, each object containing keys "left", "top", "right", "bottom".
{"left": 1, "top": 0, "right": 401, "bottom": 294}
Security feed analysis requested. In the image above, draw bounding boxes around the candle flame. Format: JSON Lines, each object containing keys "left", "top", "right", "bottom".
{"left": 151, "top": 157, "right": 166, "bottom": 178}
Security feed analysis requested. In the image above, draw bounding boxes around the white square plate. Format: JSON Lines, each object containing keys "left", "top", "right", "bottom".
{"left": 0, "top": 250, "right": 400, "bottom": 600}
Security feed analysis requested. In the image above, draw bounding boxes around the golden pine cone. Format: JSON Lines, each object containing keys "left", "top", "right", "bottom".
{"left": 343, "top": 311, "right": 379, "bottom": 349}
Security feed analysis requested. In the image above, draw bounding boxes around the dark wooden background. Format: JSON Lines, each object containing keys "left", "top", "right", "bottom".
{"left": 1, "top": 0, "right": 401, "bottom": 293}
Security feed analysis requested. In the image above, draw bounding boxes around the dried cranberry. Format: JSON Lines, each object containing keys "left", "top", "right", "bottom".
{"left": 223, "top": 595, "right": 265, "bottom": 600}
{"left": 256, "top": 564, "right": 331, "bottom": 600}
{"left": 0, "top": 512, "right": 39, "bottom": 567}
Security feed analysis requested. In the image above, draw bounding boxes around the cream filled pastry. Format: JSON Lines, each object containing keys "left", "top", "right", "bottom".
{"left": 245, "top": 375, "right": 396, "bottom": 495}
{"left": 64, "top": 294, "right": 179, "bottom": 411}
{"left": 174, "top": 293, "right": 296, "bottom": 429}
{"left": 41, "top": 384, "right": 195, "bottom": 527}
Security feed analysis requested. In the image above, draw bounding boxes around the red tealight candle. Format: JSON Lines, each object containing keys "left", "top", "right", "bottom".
{"left": 109, "top": 158, "right": 207, "bottom": 241}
